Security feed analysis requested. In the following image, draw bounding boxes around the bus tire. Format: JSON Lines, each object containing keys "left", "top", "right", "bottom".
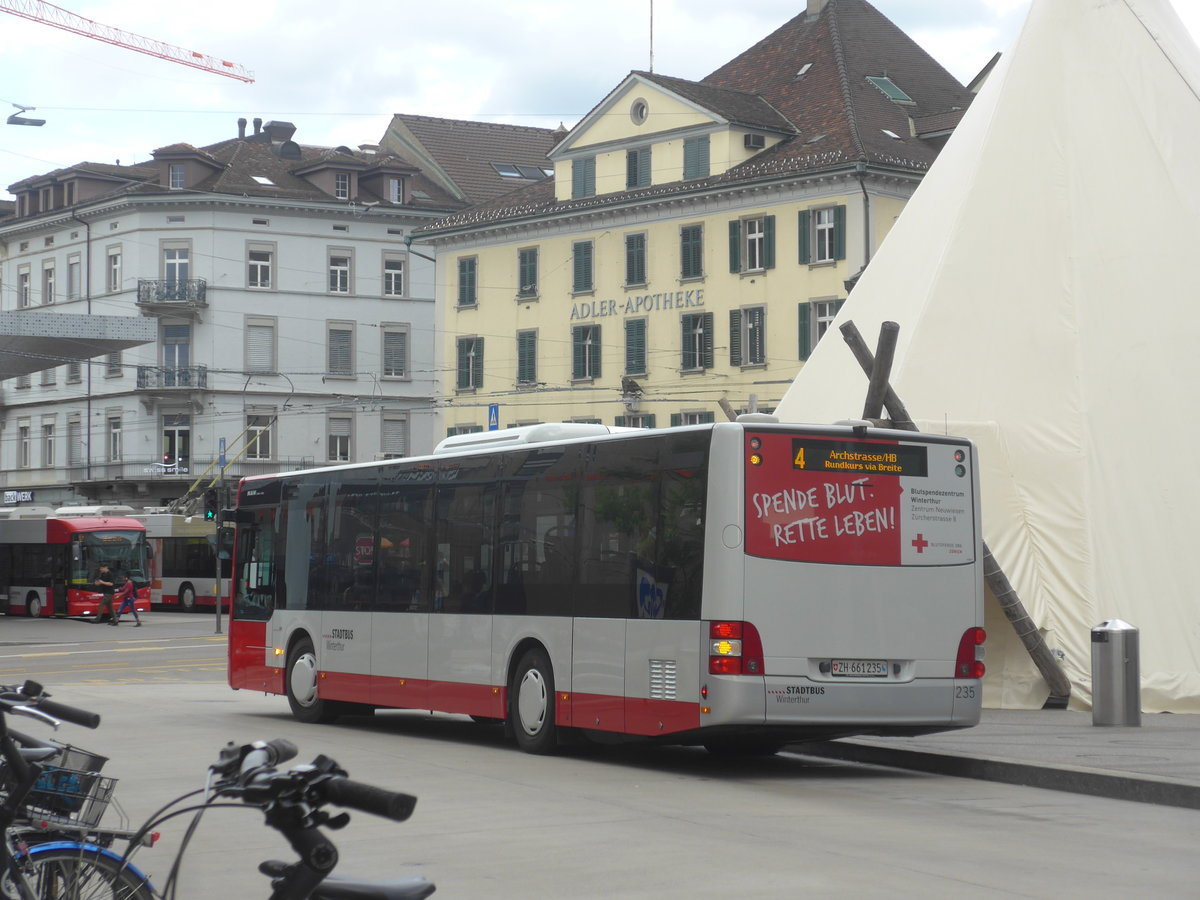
{"left": 510, "top": 646, "right": 559, "bottom": 754}
{"left": 179, "top": 583, "right": 197, "bottom": 611}
{"left": 25, "top": 592, "right": 43, "bottom": 618}
{"left": 286, "top": 637, "right": 341, "bottom": 724}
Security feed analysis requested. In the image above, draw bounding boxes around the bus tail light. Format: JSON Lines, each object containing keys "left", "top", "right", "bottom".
{"left": 708, "top": 621, "right": 765, "bottom": 675}
{"left": 956, "top": 626, "right": 987, "bottom": 678}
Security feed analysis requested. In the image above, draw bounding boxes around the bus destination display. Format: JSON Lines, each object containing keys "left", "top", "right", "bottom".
{"left": 791, "top": 439, "right": 928, "bottom": 477}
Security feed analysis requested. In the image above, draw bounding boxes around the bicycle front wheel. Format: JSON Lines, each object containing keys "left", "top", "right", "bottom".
{"left": 12, "top": 845, "right": 153, "bottom": 900}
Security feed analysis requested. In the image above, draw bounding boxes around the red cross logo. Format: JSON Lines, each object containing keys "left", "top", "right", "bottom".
{"left": 911, "top": 533, "right": 929, "bottom": 553}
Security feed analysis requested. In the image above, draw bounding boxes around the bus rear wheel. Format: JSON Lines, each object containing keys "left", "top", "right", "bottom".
{"left": 179, "top": 584, "right": 196, "bottom": 611}
{"left": 510, "top": 647, "right": 559, "bottom": 754}
{"left": 25, "top": 592, "right": 43, "bottom": 618}
{"left": 286, "top": 637, "right": 341, "bottom": 724}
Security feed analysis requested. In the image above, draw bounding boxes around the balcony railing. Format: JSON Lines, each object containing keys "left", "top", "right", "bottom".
{"left": 136, "top": 278, "right": 207, "bottom": 305}
{"left": 137, "top": 365, "right": 208, "bottom": 389}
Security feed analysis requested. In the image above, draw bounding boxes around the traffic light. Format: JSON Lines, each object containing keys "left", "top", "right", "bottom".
{"left": 203, "top": 489, "right": 219, "bottom": 521}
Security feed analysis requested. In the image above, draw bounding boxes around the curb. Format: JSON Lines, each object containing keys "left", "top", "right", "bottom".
{"left": 796, "top": 740, "right": 1200, "bottom": 810}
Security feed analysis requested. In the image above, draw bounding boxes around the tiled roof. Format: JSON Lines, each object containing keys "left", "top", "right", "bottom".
{"left": 421, "top": 0, "right": 975, "bottom": 235}
{"left": 379, "top": 114, "right": 560, "bottom": 205}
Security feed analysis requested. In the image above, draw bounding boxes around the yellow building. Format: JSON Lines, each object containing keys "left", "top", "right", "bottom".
{"left": 420, "top": 0, "right": 979, "bottom": 434}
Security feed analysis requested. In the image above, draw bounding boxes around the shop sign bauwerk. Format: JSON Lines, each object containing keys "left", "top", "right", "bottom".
{"left": 3, "top": 490, "right": 34, "bottom": 504}
{"left": 570, "top": 288, "right": 704, "bottom": 320}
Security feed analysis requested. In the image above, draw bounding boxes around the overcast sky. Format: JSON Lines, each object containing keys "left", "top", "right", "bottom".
{"left": 1, "top": 0, "right": 1198, "bottom": 201}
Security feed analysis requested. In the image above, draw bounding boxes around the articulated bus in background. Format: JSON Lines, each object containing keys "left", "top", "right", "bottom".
{"left": 135, "top": 513, "right": 229, "bottom": 612}
{"left": 226, "top": 419, "right": 986, "bottom": 755}
{"left": 0, "top": 506, "right": 151, "bottom": 618}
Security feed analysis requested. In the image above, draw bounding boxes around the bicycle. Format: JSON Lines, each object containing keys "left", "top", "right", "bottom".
{"left": 122, "top": 737, "right": 436, "bottom": 899}
{"left": 1, "top": 679, "right": 155, "bottom": 899}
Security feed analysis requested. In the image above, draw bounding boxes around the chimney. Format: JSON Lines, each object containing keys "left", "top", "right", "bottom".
{"left": 807, "top": 0, "right": 829, "bottom": 18}
{"left": 253, "top": 117, "right": 262, "bottom": 135}
{"left": 237, "top": 117, "right": 247, "bottom": 139}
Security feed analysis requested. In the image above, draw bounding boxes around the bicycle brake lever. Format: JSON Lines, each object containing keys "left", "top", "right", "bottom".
{"left": 10, "top": 705, "right": 60, "bottom": 729}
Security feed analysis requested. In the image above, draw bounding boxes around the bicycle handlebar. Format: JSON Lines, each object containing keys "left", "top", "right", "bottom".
{"left": 314, "top": 777, "right": 417, "bottom": 822}
{"left": 0, "top": 680, "right": 101, "bottom": 729}
{"left": 33, "top": 697, "right": 101, "bottom": 730}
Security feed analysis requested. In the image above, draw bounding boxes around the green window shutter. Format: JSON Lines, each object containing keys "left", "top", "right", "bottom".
{"left": 700, "top": 411, "right": 716, "bottom": 424}
{"left": 625, "top": 234, "right": 646, "bottom": 285}
{"left": 456, "top": 338, "right": 469, "bottom": 388}
{"left": 572, "top": 326, "right": 585, "bottom": 379}
{"left": 728, "top": 220, "right": 741, "bottom": 273}
{"left": 590, "top": 325, "right": 602, "bottom": 379}
{"left": 729, "top": 309, "right": 743, "bottom": 367}
{"left": 681, "top": 225, "right": 702, "bottom": 279}
{"left": 834, "top": 205, "right": 847, "bottom": 260}
{"left": 680, "top": 316, "right": 694, "bottom": 370}
{"left": 573, "top": 241, "right": 593, "bottom": 292}
{"left": 473, "top": 337, "right": 484, "bottom": 388}
{"left": 683, "top": 137, "right": 710, "bottom": 179}
{"left": 626, "top": 147, "right": 650, "bottom": 189}
{"left": 798, "top": 212, "right": 811, "bottom": 264}
{"left": 702, "top": 312, "right": 714, "bottom": 370}
{"left": 458, "top": 258, "right": 476, "bottom": 305}
{"left": 614, "top": 416, "right": 627, "bottom": 427}
{"left": 798, "top": 303, "right": 812, "bottom": 361}
{"left": 572, "top": 157, "right": 595, "bottom": 198}
{"left": 645, "top": 414, "right": 656, "bottom": 428}
{"left": 625, "top": 318, "right": 646, "bottom": 374}
{"left": 670, "top": 413, "right": 682, "bottom": 427}
{"left": 518, "top": 249, "right": 538, "bottom": 297}
{"left": 762, "top": 215, "right": 776, "bottom": 269}
{"left": 517, "top": 331, "right": 537, "bottom": 384}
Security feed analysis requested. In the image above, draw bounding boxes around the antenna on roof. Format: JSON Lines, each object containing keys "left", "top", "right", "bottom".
{"left": 649, "top": 0, "right": 654, "bottom": 73}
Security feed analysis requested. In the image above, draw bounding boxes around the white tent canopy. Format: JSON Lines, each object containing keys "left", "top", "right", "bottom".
{"left": 775, "top": 0, "right": 1200, "bottom": 712}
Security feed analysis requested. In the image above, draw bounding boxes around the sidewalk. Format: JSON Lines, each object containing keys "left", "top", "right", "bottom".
{"left": 798, "top": 708, "right": 1200, "bottom": 809}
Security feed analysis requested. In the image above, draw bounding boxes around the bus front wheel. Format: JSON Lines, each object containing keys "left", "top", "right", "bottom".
{"left": 286, "top": 638, "right": 341, "bottom": 724}
{"left": 25, "top": 592, "right": 43, "bottom": 618}
{"left": 179, "top": 584, "right": 196, "bottom": 611}
{"left": 510, "top": 647, "right": 559, "bottom": 754}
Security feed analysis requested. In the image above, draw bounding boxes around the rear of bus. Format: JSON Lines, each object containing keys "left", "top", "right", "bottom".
{"left": 701, "top": 421, "right": 984, "bottom": 742}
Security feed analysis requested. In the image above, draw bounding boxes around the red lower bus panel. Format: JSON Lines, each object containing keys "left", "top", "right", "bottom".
{"left": 228, "top": 620, "right": 282, "bottom": 693}
{"left": 625, "top": 697, "right": 702, "bottom": 736}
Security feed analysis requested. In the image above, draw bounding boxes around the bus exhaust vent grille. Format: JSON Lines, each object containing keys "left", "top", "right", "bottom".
{"left": 648, "top": 659, "right": 677, "bottom": 700}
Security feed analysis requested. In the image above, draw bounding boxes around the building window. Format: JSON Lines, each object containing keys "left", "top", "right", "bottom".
{"left": 388, "top": 178, "right": 402, "bottom": 203}
{"left": 626, "top": 147, "right": 651, "bottom": 189}
{"left": 245, "top": 317, "right": 276, "bottom": 373}
{"left": 518, "top": 247, "right": 538, "bottom": 298}
{"left": 107, "top": 249, "right": 122, "bottom": 293}
{"left": 106, "top": 353, "right": 122, "bottom": 376}
{"left": 328, "top": 253, "right": 351, "bottom": 293}
{"left": 382, "top": 325, "right": 408, "bottom": 378}
{"left": 162, "top": 323, "right": 191, "bottom": 382}
{"left": 381, "top": 414, "right": 408, "bottom": 459}
{"left": 383, "top": 256, "right": 405, "bottom": 297}
{"left": 42, "top": 422, "right": 56, "bottom": 467}
{"left": 681, "top": 312, "right": 714, "bottom": 371}
{"left": 40, "top": 366, "right": 55, "bottom": 386}
{"left": 799, "top": 205, "right": 847, "bottom": 264}
{"left": 572, "top": 324, "right": 601, "bottom": 380}
{"left": 447, "top": 424, "right": 483, "bottom": 438}
{"left": 572, "top": 156, "right": 596, "bottom": 199}
{"left": 680, "top": 225, "right": 703, "bottom": 280}
{"left": 245, "top": 414, "right": 273, "bottom": 460}
{"left": 672, "top": 411, "right": 717, "bottom": 427}
{"left": 625, "top": 233, "right": 647, "bottom": 287}
{"left": 67, "top": 257, "right": 81, "bottom": 300}
{"left": 163, "top": 245, "right": 190, "bottom": 295}
{"left": 729, "top": 216, "right": 775, "bottom": 273}
{"left": 625, "top": 318, "right": 647, "bottom": 375}
{"left": 107, "top": 416, "right": 122, "bottom": 461}
{"left": 572, "top": 241, "right": 593, "bottom": 293}
{"left": 41, "top": 264, "right": 55, "bottom": 305}
{"left": 327, "top": 415, "right": 352, "bottom": 462}
{"left": 168, "top": 164, "right": 186, "bottom": 189}
{"left": 730, "top": 306, "right": 766, "bottom": 366}
{"left": 67, "top": 361, "right": 82, "bottom": 383}
{"left": 683, "top": 136, "right": 710, "bottom": 180}
{"left": 327, "top": 322, "right": 354, "bottom": 376}
{"left": 68, "top": 416, "right": 82, "bottom": 467}
{"left": 614, "top": 413, "right": 656, "bottom": 429}
{"left": 18, "top": 270, "right": 31, "bottom": 308}
{"left": 248, "top": 247, "right": 273, "bottom": 289}
{"left": 334, "top": 172, "right": 350, "bottom": 200}
{"left": 517, "top": 330, "right": 537, "bottom": 385}
{"left": 456, "top": 336, "right": 484, "bottom": 391}
{"left": 161, "top": 414, "right": 191, "bottom": 472}
{"left": 457, "top": 257, "right": 477, "bottom": 307}
{"left": 18, "top": 423, "right": 31, "bottom": 468}
{"left": 799, "top": 299, "right": 845, "bottom": 360}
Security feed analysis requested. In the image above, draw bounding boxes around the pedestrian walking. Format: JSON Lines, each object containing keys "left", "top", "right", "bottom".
{"left": 113, "top": 572, "right": 142, "bottom": 626}
{"left": 92, "top": 563, "right": 115, "bottom": 623}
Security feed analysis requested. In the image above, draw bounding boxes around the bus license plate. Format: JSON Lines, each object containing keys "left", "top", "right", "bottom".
{"left": 831, "top": 659, "right": 888, "bottom": 677}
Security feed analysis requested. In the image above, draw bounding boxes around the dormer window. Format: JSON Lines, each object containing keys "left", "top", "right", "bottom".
{"left": 334, "top": 172, "right": 350, "bottom": 200}
{"left": 168, "top": 164, "right": 186, "bottom": 190}
{"left": 388, "top": 177, "right": 402, "bottom": 203}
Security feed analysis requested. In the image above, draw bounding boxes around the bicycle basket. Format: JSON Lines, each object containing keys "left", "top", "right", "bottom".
{"left": 25, "top": 746, "right": 115, "bottom": 827}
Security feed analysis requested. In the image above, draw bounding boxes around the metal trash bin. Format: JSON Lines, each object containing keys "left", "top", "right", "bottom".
{"left": 1091, "top": 619, "right": 1140, "bottom": 727}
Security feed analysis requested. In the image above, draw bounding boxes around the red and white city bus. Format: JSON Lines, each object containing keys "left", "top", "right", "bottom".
{"left": 135, "top": 513, "right": 229, "bottom": 611}
{"left": 0, "top": 508, "right": 152, "bottom": 618}
{"left": 226, "top": 419, "right": 985, "bottom": 754}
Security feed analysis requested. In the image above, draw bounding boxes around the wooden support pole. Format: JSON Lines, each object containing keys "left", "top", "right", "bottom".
{"left": 839, "top": 321, "right": 1072, "bottom": 707}
{"left": 863, "top": 321, "right": 899, "bottom": 421}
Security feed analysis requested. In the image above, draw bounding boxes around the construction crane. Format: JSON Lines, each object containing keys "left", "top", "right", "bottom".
{"left": 1, "top": 0, "right": 254, "bottom": 82}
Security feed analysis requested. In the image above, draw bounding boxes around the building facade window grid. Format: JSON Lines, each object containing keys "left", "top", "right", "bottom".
{"left": 248, "top": 248, "right": 273, "bottom": 288}
{"left": 680, "top": 225, "right": 703, "bottom": 280}
{"left": 572, "top": 156, "right": 596, "bottom": 199}
{"left": 730, "top": 306, "right": 766, "bottom": 367}
{"left": 681, "top": 312, "right": 714, "bottom": 371}
{"left": 382, "top": 325, "right": 408, "bottom": 378}
{"left": 572, "top": 241, "right": 593, "bottom": 293}
{"left": 517, "top": 329, "right": 538, "bottom": 385}
{"left": 456, "top": 336, "right": 484, "bottom": 390}
{"left": 328, "top": 253, "right": 351, "bottom": 293}
{"left": 518, "top": 247, "right": 538, "bottom": 298}
{"left": 457, "top": 257, "right": 477, "bottom": 307}
{"left": 683, "top": 136, "right": 710, "bottom": 180}
{"left": 625, "top": 233, "right": 647, "bottom": 286}
{"left": 42, "top": 264, "right": 54, "bottom": 305}
{"left": 626, "top": 147, "right": 651, "bottom": 189}
{"left": 572, "top": 324, "right": 601, "bottom": 380}
{"left": 327, "top": 415, "right": 352, "bottom": 461}
{"left": 245, "top": 414, "right": 272, "bottom": 460}
{"left": 383, "top": 257, "right": 405, "bottom": 297}
{"left": 327, "top": 323, "right": 355, "bottom": 375}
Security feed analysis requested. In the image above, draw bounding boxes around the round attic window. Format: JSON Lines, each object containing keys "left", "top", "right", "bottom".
{"left": 630, "top": 99, "right": 649, "bottom": 125}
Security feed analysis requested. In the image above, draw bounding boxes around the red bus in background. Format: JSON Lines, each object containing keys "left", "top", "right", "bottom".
{"left": 135, "top": 513, "right": 229, "bottom": 611}
{"left": 0, "top": 507, "right": 151, "bottom": 618}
